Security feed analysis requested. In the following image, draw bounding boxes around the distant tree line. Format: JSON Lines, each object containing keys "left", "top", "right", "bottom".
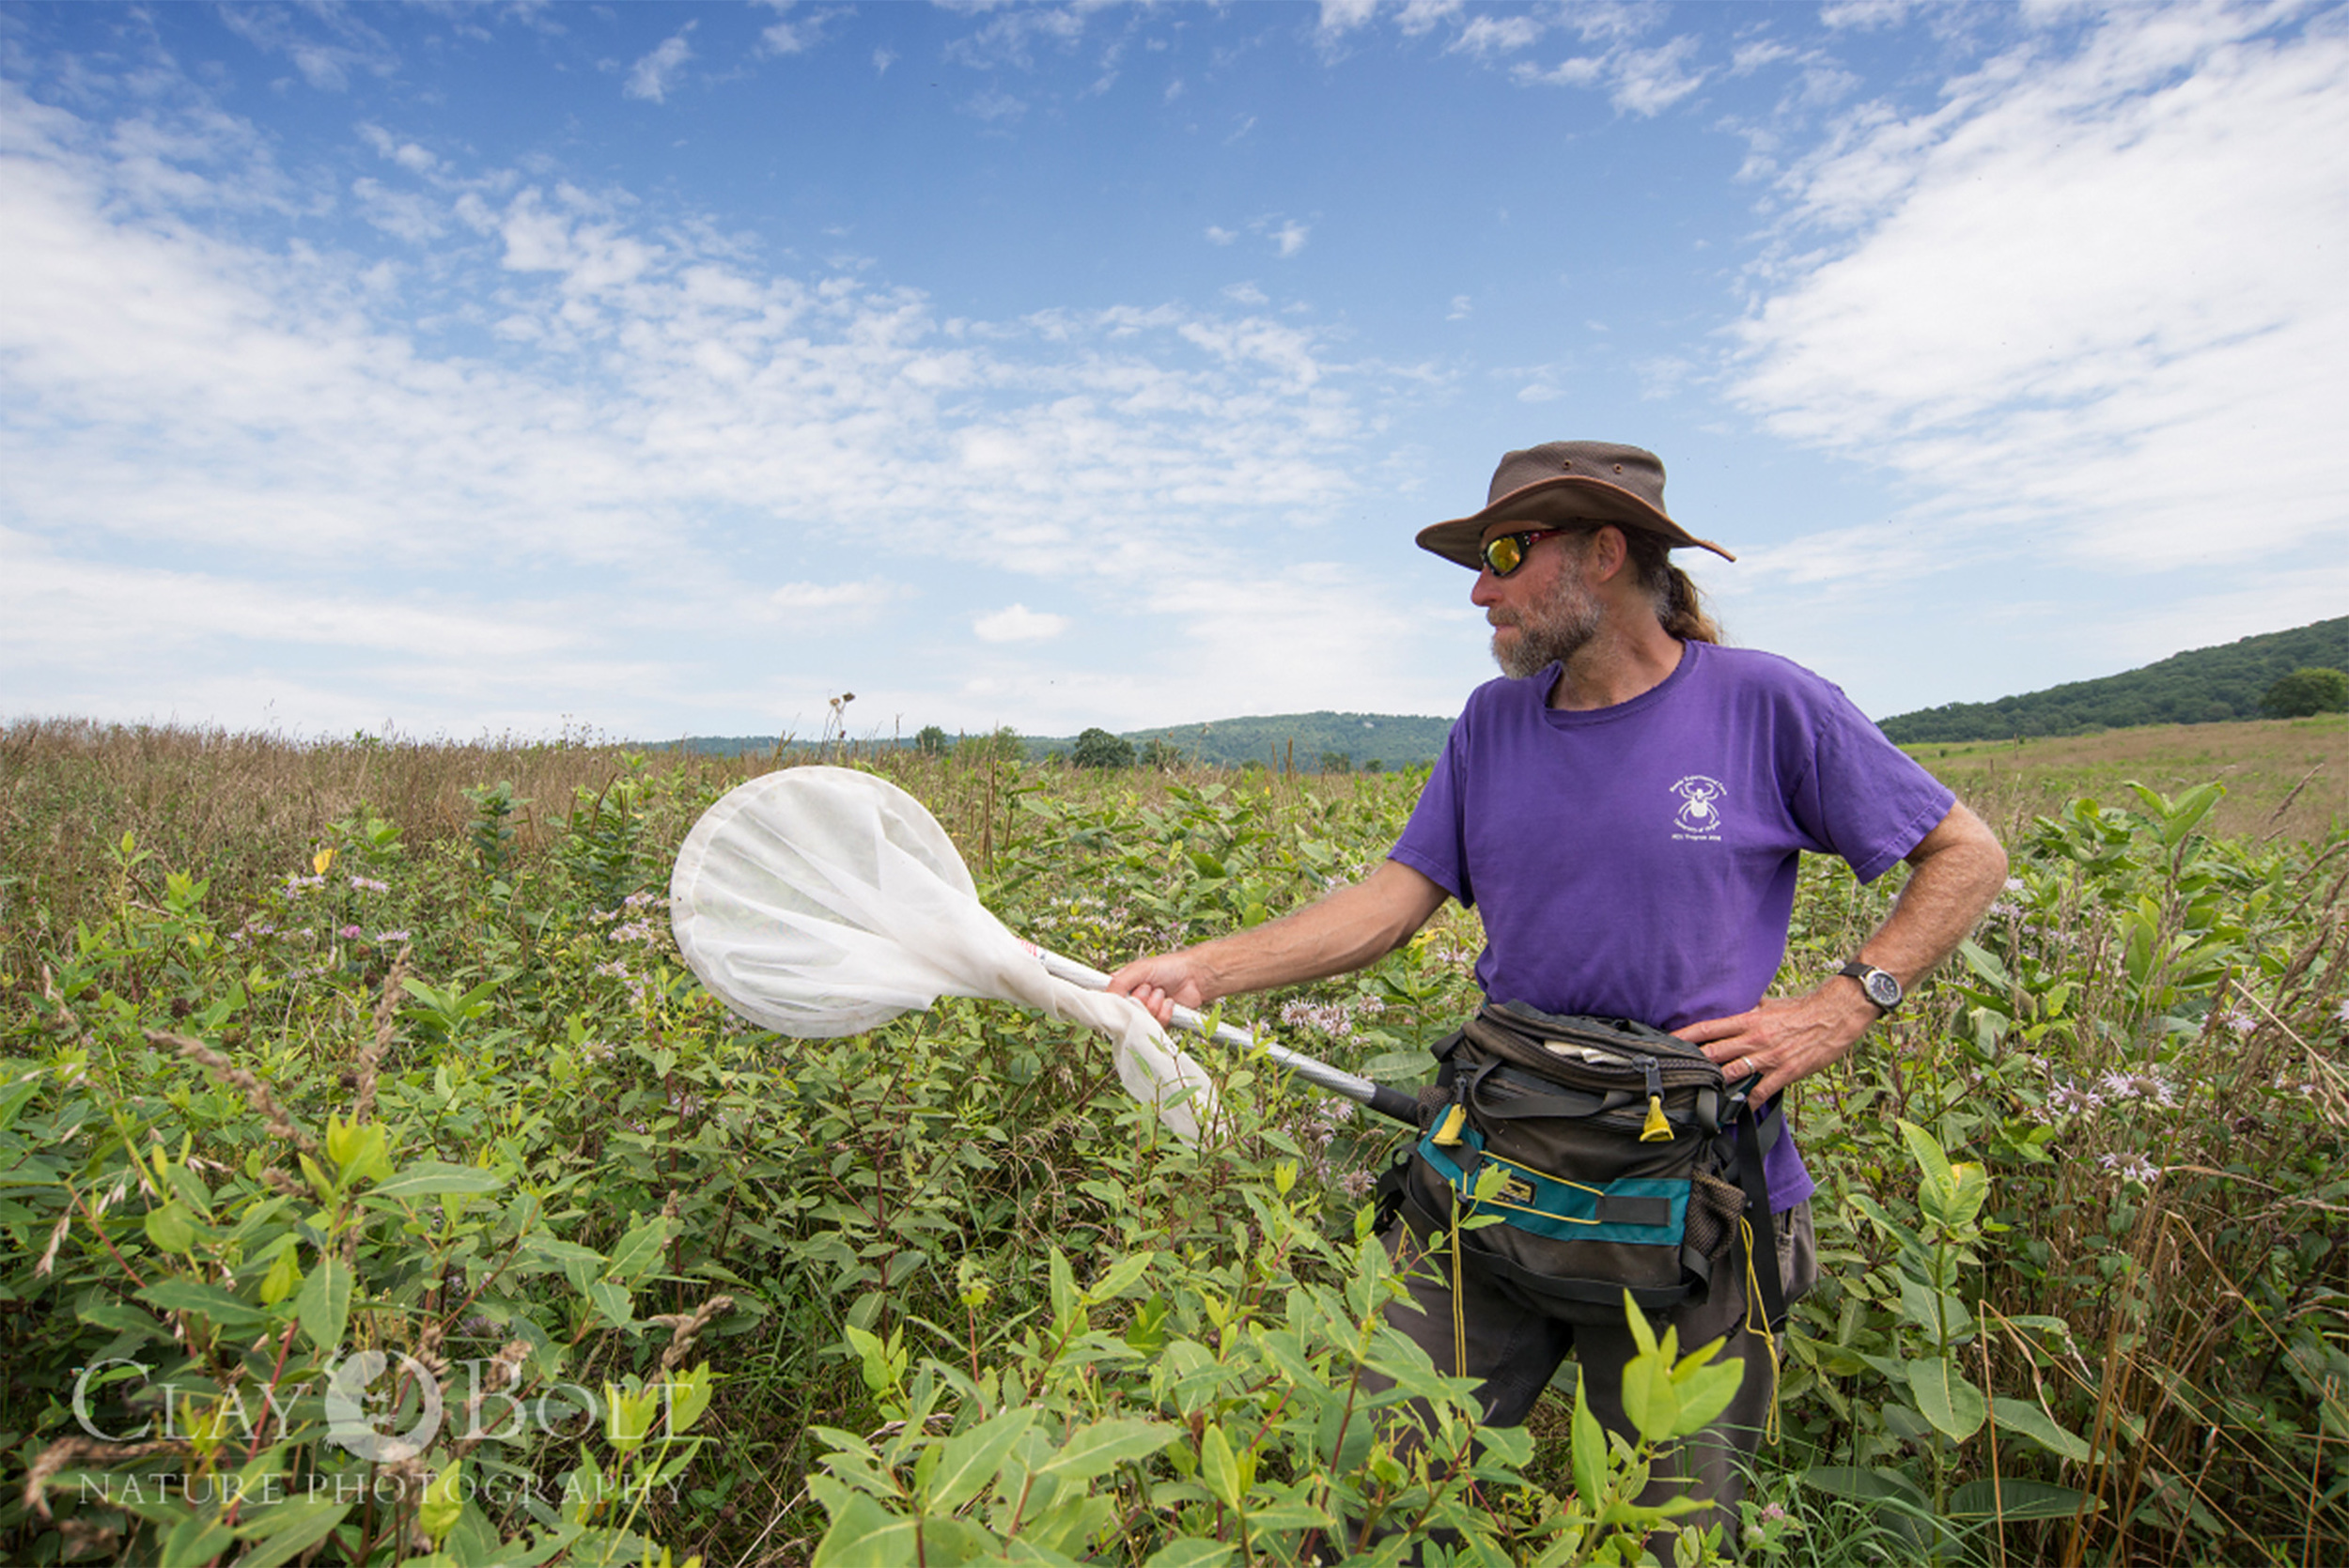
{"left": 1879, "top": 616, "right": 2349, "bottom": 743}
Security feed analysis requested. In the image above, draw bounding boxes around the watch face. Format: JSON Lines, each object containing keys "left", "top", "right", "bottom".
{"left": 1863, "top": 970, "right": 1902, "bottom": 1007}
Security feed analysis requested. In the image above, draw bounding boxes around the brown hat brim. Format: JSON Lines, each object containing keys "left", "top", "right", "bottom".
{"left": 1415, "top": 474, "right": 1735, "bottom": 568}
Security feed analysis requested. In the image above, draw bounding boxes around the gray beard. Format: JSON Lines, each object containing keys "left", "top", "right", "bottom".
{"left": 1489, "top": 573, "right": 1604, "bottom": 679}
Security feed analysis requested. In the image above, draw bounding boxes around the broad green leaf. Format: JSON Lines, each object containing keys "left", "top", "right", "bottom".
{"left": 1618, "top": 1346, "right": 1679, "bottom": 1444}
{"left": 144, "top": 1202, "right": 196, "bottom": 1255}
{"left": 585, "top": 1280, "right": 632, "bottom": 1327}
{"left": 295, "top": 1256, "right": 352, "bottom": 1351}
{"left": 924, "top": 1405, "right": 1035, "bottom": 1513}
{"left": 521, "top": 1235, "right": 606, "bottom": 1266}
{"left": 1034, "top": 1417, "right": 1175, "bottom": 1485}
{"left": 811, "top": 1490, "right": 919, "bottom": 1567}
{"left": 1907, "top": 1356, "right": 1987, "bottom": 1440}
{"left": 1084, "top": 1251, "right": 1154, "bottom": 1303}
{"left": 159, "top": 1514, "right": 237, "bottom": 1568}
{"left": 1620, "top": 1289, "right": 1659, "bottom": 1358}
{"left": 1800, "top": 1466, "right": 1929, "bottom": 1508}
{"left": 1957, "top": 939, "right": 2013, "bottom": 991}
{"left": 258, "top": 1248, "right": 303, "bottom": 1307}
{"left": 1898, "top": 1274, "right": 1972, "bottom": 1342}
{"left": 1569, "top": 1374, "right": 1609, "bottom": 1511}
{"left": 1667, "top": 1357, "right": 1744, "bottom": 1438}
{"left": 1947, "top": 1478, "right": 2102, "bottom": 1520}
{"left": 230, "top": 1502, "right": 350, "bottom": 1568}
{"left": 136, "top": 1279, "right": 266, "bottom": 1330}
{"left": 604, "top": 1217, "right": 669, "bottom": 1283}
{"left": 1990, "top": 1397, "right": 2092, "bottom": 1462}
{"left": 1897, "top": 1120, "right": 1957, "bottom": 1196}
{"left": 1144, "top": 1542, "right": 1237, "bottom": 1568}
{"left": 361, "top": 1163, "right": 507, "bottom": 1202}
{"left": 1048, "top": 1247, "right": 1077, "bottom": 1325}
{"left": 1198, "top": 1423, "right": 1242, "bottom": 1510}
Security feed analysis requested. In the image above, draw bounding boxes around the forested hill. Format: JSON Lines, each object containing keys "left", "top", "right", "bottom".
{"left": 1097, "top": 711, "right": 1455, "bottom": 770}
{"left": 661, "top": 710, "right": 1456, "bottom": 769}
{"left": 1880, "top": 615, "right": 2349, "bottom": 743}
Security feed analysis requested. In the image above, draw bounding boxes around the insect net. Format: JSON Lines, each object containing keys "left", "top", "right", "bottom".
{"left": 669, "top": 766, "right": 1219, "bottom": 1142}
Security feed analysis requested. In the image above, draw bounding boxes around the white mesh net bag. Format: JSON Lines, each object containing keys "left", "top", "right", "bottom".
{"left": 669, "top": 765, "right": 1220, "bottom": 1142}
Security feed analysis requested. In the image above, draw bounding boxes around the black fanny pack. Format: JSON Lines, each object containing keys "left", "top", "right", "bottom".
{"left": 1378, "top": 1001, "right": 1783, "bottom": 1327}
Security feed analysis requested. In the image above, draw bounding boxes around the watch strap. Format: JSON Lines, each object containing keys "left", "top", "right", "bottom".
{"left": 1838, "top": 958, "right": 1903, "bottom": 1013}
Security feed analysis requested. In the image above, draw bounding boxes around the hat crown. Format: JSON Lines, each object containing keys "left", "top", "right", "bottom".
{"left": 1487, "top": 441, "right": 1666, "bottom": 513}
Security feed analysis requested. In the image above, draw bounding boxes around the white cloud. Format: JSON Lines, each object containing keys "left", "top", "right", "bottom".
{"left": 0, "top": 72, "right": 1403, "bottom": 733}
{"left": 757, "top": 1, "right": 835, "bottom": 56}
{"left": 1273, "top": 220, "right": 1310, "bottom": 257}
{"left": 625, "top": 30, "right": 696, "bottom": 103}
{"left": 1205, "top": 225, "right": 1237, "bottom": 245}
{"left": 1317, "top": 0, "right": 1382, "bottom": 39}
{"left": 1731, "top": 5, "right": 2349, "bottom": 574}
{"left": 1446, "top": 294, "right": 1472, "bottom": 320}
{"left": 973, "top": 604, "right": 1069, "bottom": 643}
{"left": 1513, "top": 31, "right": 1709, "bottom": 116}
{"left": 1223, "top": 282, "right": 1269, "bottom": 306}
{"left": 1451, "top": 14, "right": 1546, "bottom": 56}
{"left": 771, "top": 580, "right": 909, "bottom": 613}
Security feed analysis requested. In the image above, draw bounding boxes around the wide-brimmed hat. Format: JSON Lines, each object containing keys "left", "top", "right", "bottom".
{"left": 1415, "top": 441, "right": 1735, "bottom": 567}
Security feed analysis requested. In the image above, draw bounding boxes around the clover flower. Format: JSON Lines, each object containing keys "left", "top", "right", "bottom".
{"left": 339, "top": 924, "right": 364, "bottom": 939}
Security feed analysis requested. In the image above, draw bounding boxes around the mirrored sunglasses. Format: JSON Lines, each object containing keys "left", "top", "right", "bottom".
{"left": 1480, "top": 526, "right": 1579, "bottom": 577}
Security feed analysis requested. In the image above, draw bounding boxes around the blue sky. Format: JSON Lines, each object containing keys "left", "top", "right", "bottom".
{"left": 4, "top": 1, "right": 2344, "bottom": 742}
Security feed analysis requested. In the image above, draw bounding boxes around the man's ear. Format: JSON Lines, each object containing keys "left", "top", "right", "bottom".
{"left": 1585, "top": 524, "right": 1631, "bottom": 583}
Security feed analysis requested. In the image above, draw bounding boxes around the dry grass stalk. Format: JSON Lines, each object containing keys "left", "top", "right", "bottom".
{"left": 449, "top": 1340, "right": 532, "bottom": 1460}
{"left": 355, "top": 945, "right": 411, "bottom": 1127}
{"left": 151, "top": 1030, "right": 320, "bottom": 1157}
{"left": 651, "top": 1293, "right": 735, "bottom": 1371}
{"left": 23, "top": 1436, "right": 190, "bottom": 1522}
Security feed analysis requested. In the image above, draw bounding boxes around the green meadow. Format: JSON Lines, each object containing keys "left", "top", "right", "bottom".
{"left": 2, "top": 718, "right": 2342, "bottom": 1566}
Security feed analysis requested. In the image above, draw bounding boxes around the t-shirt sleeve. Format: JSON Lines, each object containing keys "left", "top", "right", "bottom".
{"left": 1390, "top": 712, "right": 1473, "bottom": 907}
{"left": 1790, "top": 686, "right": 1956, "bottom": 884}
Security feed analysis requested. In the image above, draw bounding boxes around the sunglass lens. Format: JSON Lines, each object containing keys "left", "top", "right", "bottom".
{"left": 1485, "top": 536, "right": 1522, "bottom": 575}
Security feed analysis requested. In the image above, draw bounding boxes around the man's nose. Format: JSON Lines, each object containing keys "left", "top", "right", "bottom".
{"left": 1469, "top": 567, "right": 1501, "bottom": 606}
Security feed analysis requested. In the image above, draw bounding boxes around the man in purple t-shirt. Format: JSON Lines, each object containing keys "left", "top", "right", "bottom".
{"left": 1112, "top": 440, "right": 2007, "bottom": 1532}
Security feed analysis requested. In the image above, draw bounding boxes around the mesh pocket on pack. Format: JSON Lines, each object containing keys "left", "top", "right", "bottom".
{"left": 1685, "top": 1174, "right": 1748, "bottom": 1269}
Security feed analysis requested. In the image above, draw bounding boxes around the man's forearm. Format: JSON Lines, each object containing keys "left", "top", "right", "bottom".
{"left": 1851, "top": 802, "right": 2009, "bottom": 993}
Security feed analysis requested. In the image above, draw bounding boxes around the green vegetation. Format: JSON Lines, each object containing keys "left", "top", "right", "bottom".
{"left": 2263, "top": 666, "right": 2349, "bottom": 719}
{"left": 1070, "top": 729, "right": 1136, "bottom": 770}
{"left": 1882, "top": 615, "right": 2349, "bottom": 742}
{"left": 2, "top": 720, "right": 2343, "bottom": 1565}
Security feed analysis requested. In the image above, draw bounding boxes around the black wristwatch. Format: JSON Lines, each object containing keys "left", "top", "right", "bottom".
{"left": 1838, "top": 959, "right": 1903, "bottom": 1014}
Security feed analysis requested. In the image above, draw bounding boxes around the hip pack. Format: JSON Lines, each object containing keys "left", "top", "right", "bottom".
{"left": 1380, "top": 1001, "right": 1783, "bottom": 1327}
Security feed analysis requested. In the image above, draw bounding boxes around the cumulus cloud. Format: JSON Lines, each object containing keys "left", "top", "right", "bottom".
{"left": 1730, "top": 4, "right": 2349, "bottom": 574}
{"left": 0, "top": 71, "right": 1409, "bottom": 733}
{"left": 1272, "top": 220, "right": 1311, "bottom": 258}
{"left": 973, "top": 604, "right": 1069, "bottom": 643}
{"left": 626, "top": 30, "right": 695, "bottom": 103}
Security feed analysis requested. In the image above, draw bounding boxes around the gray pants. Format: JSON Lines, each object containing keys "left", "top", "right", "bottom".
{"left": 1372, "top": 1201, "right": 1817, "bottom": 1541}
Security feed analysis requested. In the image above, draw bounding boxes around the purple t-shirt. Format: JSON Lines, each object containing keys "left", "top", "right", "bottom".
{"left": 1390, "top": 640, "right": 1955, "bottom": 1210}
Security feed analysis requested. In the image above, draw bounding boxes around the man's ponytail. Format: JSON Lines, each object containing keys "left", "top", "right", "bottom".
{"left": 1623, "top": 529, "right": 1722, "bottom": 645}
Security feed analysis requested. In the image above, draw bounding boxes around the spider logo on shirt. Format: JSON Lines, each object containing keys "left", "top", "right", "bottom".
{"left": 1670, "top": 775, "right": 1728, "bottom": 836}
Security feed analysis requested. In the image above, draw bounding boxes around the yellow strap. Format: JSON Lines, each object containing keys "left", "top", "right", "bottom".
{"left": 1432, "top": 1104, "right": 1467, "bottom": 1147}
{"left": 1640, "top": 1094, "right": 1674, "bottom": 1142}
{"left": 1739, "top": 1215, "right": 1782, "bottom": 1446}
